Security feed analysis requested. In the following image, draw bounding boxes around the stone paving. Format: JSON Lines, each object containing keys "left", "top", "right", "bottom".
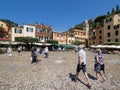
{"left": 0, "top": 50, "right": 120, "bottom": 90}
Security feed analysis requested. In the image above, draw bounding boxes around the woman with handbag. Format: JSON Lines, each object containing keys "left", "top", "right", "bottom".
{"left": 94, "top": 49, "right": 106, "bottom": 81}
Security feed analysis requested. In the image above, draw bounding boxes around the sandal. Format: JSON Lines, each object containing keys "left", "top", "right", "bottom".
{"left": 86, "top": 84, "right": 92, "bottom": 89}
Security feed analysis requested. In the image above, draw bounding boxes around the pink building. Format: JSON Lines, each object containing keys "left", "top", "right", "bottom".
{"left": 52, "top": 31, "right": 67, "bottom": 44}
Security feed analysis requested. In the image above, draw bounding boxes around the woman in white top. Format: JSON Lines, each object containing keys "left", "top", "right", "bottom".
{"left": 7, "top": 47, "right": 12, "bottom": 57}
{"left": 44, "top": 47, "right": 48, "bottom": 58}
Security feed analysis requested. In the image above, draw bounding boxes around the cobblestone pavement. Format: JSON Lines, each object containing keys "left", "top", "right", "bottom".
{"left": 0, "top": 51, "right": 120, "bottom": 90}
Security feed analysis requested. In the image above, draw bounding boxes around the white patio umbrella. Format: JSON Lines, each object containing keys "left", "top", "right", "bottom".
{"left": 90, "top": 45, "right": 96, "bottom": 48}
{"left": 117, "top": 45, "right": 120, "bottom": 49}
{"left": 107, "top": 45, "right": 118, "bottom": 49}
{"left": 95, "top": 45, "right": 103, "bottom": 48}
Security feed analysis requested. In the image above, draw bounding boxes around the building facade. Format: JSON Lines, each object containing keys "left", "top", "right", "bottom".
{"left": 88, "top": 26, "right": 104, "bottom": 46}
{"left": 68, "top": 29, "right": 86, "bottom": 43}
{"left": 23, "top": 24, "right": 36, "bottom": 38}
{"left": 53, "top": 31, "right": 67, "bottom": 44}
{"left": 104, "top": 13, "right": 120, "bottom": 43}
{"left": 11, "top": 26, "right": 24, "bottom": 41}
{"left": 35, "top": 24, "right": 52, "bottom": 42}
{"left": 11, "top": 24, "right": 36, "bottom": 41}
{"left": 66, "top": 33, "right": 75, "bottom": 44}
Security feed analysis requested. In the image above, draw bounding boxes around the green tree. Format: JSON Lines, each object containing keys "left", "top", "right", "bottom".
{"left": 0, "top": 19, "right": 18, "bottom": 29}
{"left": 116, "top": 4, "right": 119, "bottom": 11}
{"left": 94, "top": 15, "right": 107, "bottom": 26}
{"left": 74, "top": 22, "right": 84, "bottom": 30}
{"left": 72, "top": 40, "right": 85, "bottom": 46}
{"left": 46, "top": 40, "right": 58, "bottom": 44}
{"left": 88, "top": 19, "right": 95, "bottom": 30}
{"left": 0, "top": 27, "right": 7, "bottom": 38}
{"left": 15, "top": 37, "right": 38, "bottom": 44}
{"left": 107, "top": 11, "right": 110, "bottom": 15}
{"left": 112, "top": 8, "right": 115, "bottom": 14}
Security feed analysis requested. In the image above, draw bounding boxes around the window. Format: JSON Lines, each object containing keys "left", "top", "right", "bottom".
{"left": 19, "top": 30, "right": 22, "bottom": 33}
{"left": 115, "top": 39, "right": 118, "bottom": 42}
{"left": 99, "top": 41, "right": 102, "bottom": 44}
{"left": 107, "top": 25, "right": 111, "bottom": 30}
{"left": 107, "top": 33, "right": 110, "bottom": 37}
{"left": 93, "top": 42, "right": 95, "bottom": 44}
{"left": 99, "top": 36, "right": 102, "bottom": 39}
{"left": 43, "top": 29, "right": 45, "bottom": 33}
{"left": 89, "top": 42, "right": 91, "bottom": 45}
{"left": 109, "top": 17, "right": 112, "bottom": 21}
{"left": 57, "top": 34, "right": 59, "bottom": 37}
{"left": 14, "top": 29, "right": 22, "bottom": 33}
{"left": 69, "top": 40, "right": 70, "bottom": 43}
{"left": 107, "top": 39, "right": 111, "bottom": 42}
{"left": 26, "top": 27, "right": 33, "bottom": 32}
{"left": 106, "top": 19, "right": 108, "bottom": 23}
{"left": 114, "top": 25, "right": 119, "bottom": 29}
{"left": 93, "top": 32, "right": 95, "bottom": 36}
{"left": 115, "top": 30, "right": 119, "bottom": 35}
{"left": 36, "top": 28, "right": 40, "bottom": 32}
{"left": 106, "top": 18, "right": 112, "bottom": 23}
{"left": 47, "top": 30, "right": 49, "bottom": 33}
{"left": 40, "top": 28, "right": 42, "bottom": 32}
{"left": 41, "top": 36, "right": 43, "bottom": 40}
{"left": 99, "top": 30, "right": 102, "bottom": 34}
{"left": 36, "top": 36, "right": 39, "bottom": 39}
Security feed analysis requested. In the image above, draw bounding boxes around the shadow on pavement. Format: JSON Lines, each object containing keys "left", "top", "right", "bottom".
{"left": 87, "top": 73, "right": 97, "bottom": 80}
{"left": 69, "top": 73, "right": 86, "bottom": 86}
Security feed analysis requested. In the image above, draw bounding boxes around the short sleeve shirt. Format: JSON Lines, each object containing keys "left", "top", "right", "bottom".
{"left": 78, "top": 49, "right": 86, "bottom": 65}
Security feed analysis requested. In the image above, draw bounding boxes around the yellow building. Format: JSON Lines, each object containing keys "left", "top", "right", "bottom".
{"left": 104, "top": 13, "right": 120, "bottom": 43}
{"left": 66, "top": 33, "right": 75, "bottom": 44}
{"left": 0, "top": 21, "right": 8, "bottom": 32}
{"left": 69, "top": 29, "right": 86, "bottom": 43}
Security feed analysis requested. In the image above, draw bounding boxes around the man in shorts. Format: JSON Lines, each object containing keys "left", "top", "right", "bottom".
{"left": 75, "top": 45, "right": 91, "bottom": 89}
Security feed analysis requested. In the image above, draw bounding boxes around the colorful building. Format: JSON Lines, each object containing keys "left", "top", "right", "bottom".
{"left": 11, "top": 26, "right": 24, "bottom": 41}
{"left": 35, "top": 24, "right": 52, "bottom": 42}
{"left": 68, "top": 29, "right": 86, "bottom": 43}
{"left": 52, "top": 31, "right": 67, "bottom": 44}
{"left": 11, "top": 24, "right": 36, "bottom": 41}
{"left": 66, "top": 33, "right": 75, "bottom": 44}
{"left": 88, "top": 26, "right": 104, "bottom": 46}
{"left": 103, "top": 13, "right": 120, "bottom": 43}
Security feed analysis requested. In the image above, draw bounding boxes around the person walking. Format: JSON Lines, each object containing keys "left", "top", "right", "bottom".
{"left": 94, "top": 49, "right": 106, "bottom": 81}
{"left": 36, "top": 47, "right": 41, "bottom": 61}
{"left": 44, "top": 46, "right": 49, "bottom": 58}
{"left": 7, "top": 46, "right": 12, "bottom": 57}
{"left": 31, "top": 47, "right": 37, "bottom": 64}
{"left": 75, "top": 45, "right": 91, "bottom": 89}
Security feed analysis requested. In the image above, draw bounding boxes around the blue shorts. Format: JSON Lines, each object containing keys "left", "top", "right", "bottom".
{"left": 76, "top": 63, "right": 86, "bottom": 73}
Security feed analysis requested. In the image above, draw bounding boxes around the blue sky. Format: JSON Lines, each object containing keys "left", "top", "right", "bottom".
{"left": 0, "top": 0, "right": 120, "bottom": 31}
